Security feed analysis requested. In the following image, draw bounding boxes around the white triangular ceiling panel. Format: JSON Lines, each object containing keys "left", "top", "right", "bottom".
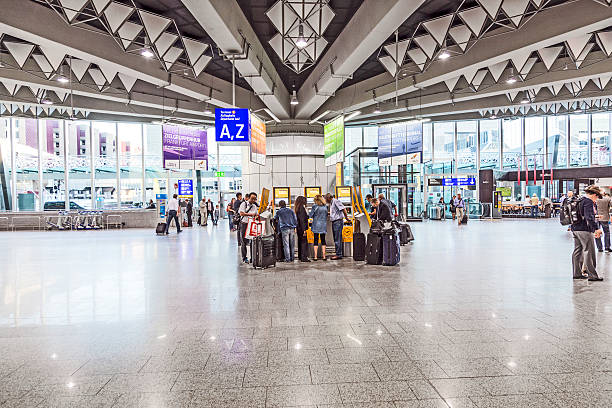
{"left": 383, "top": 39, "right": 410, "bottom": 64}
{"left": 472, "top": 70, "right": 488, "bottom": 90}
{"left": 598, "top": 75, "right": 612, "bottom": 90}
{"left": 97, "top": 62, "right": 118, "bottom": 83}
{"left": 406, "top": 47, "right": 428, "bottom": 71}
{"left": 413, "top": 34, "right": 437, "bottom": 59}
{"left": 379, "top": 55, "right": 397, "bottom": 77}
{"left": 537, "top": 46, "right": 562, "bottom": 71}
{"left": 519, "top": 57, "right": 537, "bottom": 79}
{"left": 192, "top": 55, "right": 212, "bottom": 77}
{"left": 575, "top": 43, "right": 594, "bottom": 68}
{"left": 507, "top": 91, "right": 519, "bottom": 101}
{"left": 182, "top": 38, "right": 209, "bottom": 65}
{"left": 155, "top": 32, "right": 178, "bottom": 58}
{"left": 487, "top": 60, "right": 507, "bottom": 82}
{"left": 27, "top": 86, "right": 40, "bottom": 98}
{"left": 163, "top": 46, "right": 183, "bottom": 69}
{"left": 38, "top": 45, "right": 66, "bottom": 71}
{"left": 53, "top": 90, "right": 68, "bottom": 102}
{"left": 58, "top": 0, "right": 88, "bottom": 21}
{"left": 32, "top": 54, "right": 53, "bottom": 78}
{"left": 596, "top": 31, "right": 612, "bottom": 57}
{"left": 422, "top": 14, "right": 454, "bottom": 45}
{"left": 3, "top": 42, "right": 35, "bottom": 68}
{"left": 117, "top": 73, "right": 137, "bottom": 92}
{"left": 448, "top": 25, "right": 472, "bottom": 52}
{"left": 477, "top": 0, "right": 503, "bottom": 18}
{"left": 265, "top": 1, "right": 284, "bottom": 34}
{"left": 565, "top": 34, "right": 592, "bottom": 61}
{"left": 531, "top": 0, "right": 545, "bottom": 7}
{"left": 139, "top": 10, "right": 172, "bottom": 43}
{"left": 88, "top": 68, "right": 107, "bottom": 90}
{"left": 510, "top": 49, "right": 532, "bottom": 71}
{"left": 548, "top": 83, "right": 564, "bottom": 95}
{"left": 444, "top": 76, "right": 460, "bottom": 92}
{"left": 501, "top": 0, "right": 531, "bottom": 27}
{"left": 103, "top": 1, "right": 133, "bottom": 33}
{"left": 117, "top": 21, "right": 142, "bottom": 49}
{"left": 2, "top": 83, "right": 20, "bottom": 96}
{"left": 70, "top": 59, "right": 90, "bottom": 81}
{"left": 463, "top": 67, "right": 478, "bottom": 84}
{"left": 91, "top": 0, "right": 111, "bottom": 14}
{"left": 459, "top": 7, "right": 488, "bottom": 36}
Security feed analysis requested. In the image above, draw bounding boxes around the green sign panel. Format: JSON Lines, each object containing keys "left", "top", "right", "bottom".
{"left": 215, "top": 171, "right": 225, "bottom": 177}
{"left": 324, "top": 116, "right": 345, "bottom": 166}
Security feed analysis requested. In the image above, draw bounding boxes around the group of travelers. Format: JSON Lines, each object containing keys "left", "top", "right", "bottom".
{"left": 364, "top": 193, "right": 397, "bottom": 222}
{"left": 198, "top": 198, "right": 220, "bottom": 226}
{"left": 563, "top": 185, "right": 611, "bottom": 282}
{"left": 164, "top": 196, "right": 222, "bottom": 234}
{"left": 234, "top": 192, "right": 351, "bottom": 264}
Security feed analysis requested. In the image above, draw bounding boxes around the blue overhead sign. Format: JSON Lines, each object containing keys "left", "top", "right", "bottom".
{"left": 443, "top": 177, "right": 476, "bottom": 186}
{"left": 178, "top": 179, "right": 193, "bottom": 197}
{"left": 215, "top": 108, "right": 250, "bottom": 143}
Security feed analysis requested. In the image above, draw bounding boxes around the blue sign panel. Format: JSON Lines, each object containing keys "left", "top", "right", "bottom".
{"left": 406, "top": 122, "right": 423, "bottom": 154}
{"left": 442, "top": 177, "right": 476, "bottom": 186}
{"left": 378, "top": 122, "right": 423, "bottom": 165}
{"left": 178, "top": 179, "right": 194, "bottom": 197}
{"left": 215, "top": 108, "right": 250, "bottom": 143}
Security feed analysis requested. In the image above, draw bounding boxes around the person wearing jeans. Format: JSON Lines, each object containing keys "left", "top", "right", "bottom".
{"left": 164, "top": 194, "right": 182, "bottom": 234}
{"left": 274, "top": 200, "right": 297, "bottom": 262}
{"left": 571, "top": 185, "right": 604, "bottom": 281}
{"left": 325, "top": 193, "right": 350, "bottom": 260}
{"left": 238, "top": 193, "right": 258, "bottom": 263}
{"left": 596, "top": 193, "right": 611, "bottom": 252}
{"left": 454, "top": 193, "right": 465, "bottom": 225}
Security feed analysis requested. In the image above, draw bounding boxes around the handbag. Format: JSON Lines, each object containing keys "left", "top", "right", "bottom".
{"left": 245, "top": 216, "right": 265, "bottom": 239}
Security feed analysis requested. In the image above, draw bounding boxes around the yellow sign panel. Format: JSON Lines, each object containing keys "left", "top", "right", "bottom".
{"left": 259, "top": 188, "right": 270, "bottom": 214}
{"left": 336, "top": 162, "right": 343, "bottom": 187}
{"left": 342, "top": 225, "right": 354, "bottom": 242}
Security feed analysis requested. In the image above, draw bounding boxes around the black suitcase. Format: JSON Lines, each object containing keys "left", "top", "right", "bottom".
{"left": 155, "top": 222, "right": 166, "bottom": 235}
{"left": 461, "top": 214, "right": 468, "bottom": 224}
{"left": 353, "top": 233, "right": 366, "bottom": 261}
{"left": 397, "top": 222, "right": 414, "bottom": 245}
{"left": 252, "top": 235, "right": 276, "bottom": 269}
{"left": 382, "top": 229, "right": 400, "bottom": 266}
{"left": 365, "top": 233, "right": 383, "bottom": 265}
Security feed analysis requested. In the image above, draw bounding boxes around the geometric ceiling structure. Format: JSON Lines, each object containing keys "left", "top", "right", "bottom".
{"left": 266, "top": 0, "right": 335, "bottom": 74}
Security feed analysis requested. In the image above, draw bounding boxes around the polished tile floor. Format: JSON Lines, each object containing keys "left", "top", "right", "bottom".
{"left": 0, "top": 218, "right": 611, "bottom": 407}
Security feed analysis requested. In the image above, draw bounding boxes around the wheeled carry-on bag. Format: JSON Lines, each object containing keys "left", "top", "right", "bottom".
{"left": 252, "top": 235, "right": 276, "bottom": 269}
{"left": 155, "top": 223, "right": 166, "bottom": 235}
{"left": 397, "top": 222, "right": 414, "bottom": 245}
{"left": 382, "top": 229, "right": 400, "bottom": 266}
{"left": 461, "top": 213, "right": 468, "bottom": 224}
{"left": 365, "top": 232, "right": 383, "bottom": 265}
{"left": 353, "top": 232, "right": 366, "bottom": 261}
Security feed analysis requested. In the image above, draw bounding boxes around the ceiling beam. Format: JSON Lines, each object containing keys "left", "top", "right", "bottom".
{"left": 181, "top": 0, "right": 291, "bottom": 119}
{"left": 318, "top": 0, "right": 612, "bottom": 118}
{"left": 0, "top": 0, "right": 262, "bottom": 110}
{"left": 295, "top": 0, "right": 427, "bottom": 119}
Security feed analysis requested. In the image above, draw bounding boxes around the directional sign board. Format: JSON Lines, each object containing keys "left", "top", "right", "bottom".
{"left": 215, "top": 108, "right": 250, "bottom": 145}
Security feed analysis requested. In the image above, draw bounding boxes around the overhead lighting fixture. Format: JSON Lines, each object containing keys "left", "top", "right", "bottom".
{"left": 295, "top": 24, "right": 308, "bottom": 49}
{"left": 290, "top": 90, "right": 299, "bottom": 105}
{"left": 374, "top": 103, "right": 382, "bottom": 114}
{"left": 506, "top": 77, "right": 517, "bottom": 84}
{"left": 42, "top": 98, "right": 53, "bottom": 105}
{"left": 490, "top": 115, "right": 497, "bottom": 119}
{"left": 344, "top": 111, "right": 361, "bottom": 121}
{"left": 309, "top": 110, "right": 330, "bottom": 124}
{"left": 520, "top": 98, "right": 529, "bottom": 104}
{"left": 141, "top": 48, "right": 154, "bottom": 58}
{"left": 57, "top": 75, "right": 69, "bottom": 84}
{"left": 439, "top": 50, "right": 451, "bottom": 60}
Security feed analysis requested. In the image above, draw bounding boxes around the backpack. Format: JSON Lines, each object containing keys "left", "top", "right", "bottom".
{"left": 562, "top": 196, "right": 583, "bottom": 226}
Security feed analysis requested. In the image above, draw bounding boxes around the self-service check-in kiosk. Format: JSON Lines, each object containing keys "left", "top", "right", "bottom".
{"left": 304, "top": 186, "right": 322, "bottom": 257}
{"left": 335, "top": 186, "right": 354, "bottom": 257}
{"left": 272, "top": 187, "right": 291, "bottom": 210}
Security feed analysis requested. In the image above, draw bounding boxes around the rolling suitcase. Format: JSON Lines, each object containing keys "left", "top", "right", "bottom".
{"left": 353, "top": 232, "right": 366, "bottom": 261}
{"left": 382, "top": 229, "right": 400, "bottom": 266}
{"left": 155, "top": 222, "right": 166, "bottom": 235}
{"left": 397, "top": 222, "right": 414, "bottom": 244}
{"left": 365, "top": 232, "right": 383, "bottom": 265}
{"left": 461, "top": 213, "right": 468, "bottom": 224}
{"left": 252, "top": 235, "right": 276, "bottom": 269}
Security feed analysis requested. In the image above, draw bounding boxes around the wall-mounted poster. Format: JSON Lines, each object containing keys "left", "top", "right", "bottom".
{"left": 162, "top": 125, "right": 208, "bottom": 170}
{"left": 324, "top": 116, "right": 345, "bottom": 166}
{"left": 378, "top": 121, "right": 423, "bottom": 166}
{"left": 250, "top": 114, "right": 266, "bottom": 166}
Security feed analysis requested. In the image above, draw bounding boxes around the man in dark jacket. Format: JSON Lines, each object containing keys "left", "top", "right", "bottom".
{"left": 571, "top": 185, "right": 604, "bottom": 281}
{"left": 186, "top": 199, "right": 193, "bottom": 227}
{"left": 233, "top": 193, "right": 244, "bottom": 246}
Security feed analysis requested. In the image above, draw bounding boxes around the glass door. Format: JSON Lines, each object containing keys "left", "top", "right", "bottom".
{"left": 372, "top": 184, "right": 407, "bottom": 220}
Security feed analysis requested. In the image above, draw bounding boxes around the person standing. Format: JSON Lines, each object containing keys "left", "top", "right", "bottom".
{"left": 186, "top": 199, "right": 193, "bottom": 227}
{"left": 530, "top": 194, "right": 540, "bottom": 218}
{"left": 364, "top": 194, "right": 373, "bottom": 213}
{"left": 206, "top": 199, "right": 214, "bottom": 223}
{"left": 274, "top": 200, "right": 298, "bottom": 262}
{"left": 542, "top": 196, "right": 552, "bottom": 218}
{"left": 227, "top": 198, "right": 236, "bottom": 231}
{"left": 571, "top": 185, "right": 604, "bottom": 281}
{"left": 378, "top": 194, "right": 397, "bottom": 219}
{"left": 213, "top": 204, "right": 220, "bottom": 226}
{"left": 164, "top": 194, "right": 182, "bottom": 234}
{"left": 199, "top": 198, "right": 207, "bottom": 226}
{"left": 376, "top": 195, "right": 393, "bottom": 222}
{"left": 450, "top": 195, "right": 457, "bottom": 221}
{"left": 454, "top": 193, "right": 465, "bottom": 225}
{"left": 294, "top": 196, "right": 310, "bottom": 262}
{"left": 234, "top": 193, "right": 244, "bottom": 246}
{"left": 596, "top": 192, "right": 611, "bottom": 253}
{"left": 369, "top": 198, "right": 379, "bottom": 220}
{"left": 310, "top": 195, "right": 328, "bottom": 261}
{"left": 325, "top": 193, "right": 350, "bottom": 260}
{"left": 239, "top": 192, "right": 258, "bottom": 263}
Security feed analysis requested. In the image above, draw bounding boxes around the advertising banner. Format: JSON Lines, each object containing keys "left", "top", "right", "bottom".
{"left": 215, "top": 108, "right": 250, "bottom": 144}
{"left": 378, "top": 121, "right": 423, "bottom": 166}
{"left": 324, "top": 116, "right": 345, "bottom": 166}
{"left": 162, "top": 125, "right": 208, "bottom": 170}
{"left": 249, "top": 114, "right": 266, "bottom": 166}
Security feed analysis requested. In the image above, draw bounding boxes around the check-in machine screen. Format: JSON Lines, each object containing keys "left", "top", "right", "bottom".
{"left": 305, "top": 187, "right": 321, "bottom": 205}
{"left": 336, "top": 186, "right": 353, "bottom": 215}
{"left": 273, "top": 187, "right": 290, "bottom": 208}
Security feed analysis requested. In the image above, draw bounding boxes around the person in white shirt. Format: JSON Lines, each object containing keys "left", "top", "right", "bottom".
{"left": 239, "top": 192, "right": 259, "bottom": 263}
{"left": 165, "top": 194, "right": 182, "bottom": 234}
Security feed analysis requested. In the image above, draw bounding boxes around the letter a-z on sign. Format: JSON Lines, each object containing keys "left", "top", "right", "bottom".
{"left": 215, "top": 108, "right": 250, "bottom": 144}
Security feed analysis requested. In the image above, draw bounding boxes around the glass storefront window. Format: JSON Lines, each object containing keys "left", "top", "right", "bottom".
{"left": 592, "top": 113, "right": 611, "bottom": 166}
{"left": 569, "top": 114, "right": 589, "bottom": 167}
{"left": 345, "top": 127, "right": 362, "bottom": 154}
{"left": 66, "top": 121, "right": 92, "bottom": 209}
{"left": 479, "top": 119, "right": 500, "bottom": 169}
{"left": 144, "top": 124, "right": 166, "bottom": 206}
{"left": 0, "top": 119, "right": 12, "bottom": 211}
{"left": 456, "top": 121, "right": 477, "bottom": 171}
{"left": 118, "top": 123, "right": 143, "bottom": 208}
{"left": 524, "top": 117, "right": 545, "bottom": 169}
{"left": 502, "top": 118, "right": 522, "bottom": 169}
{"left": 423, "top": 123, "right": 432, "bottom": 163}
{"left": 40, "top": 119, "right": 66, "bottom": 210}
{"left": 13, "top": 118, "right": 40, "bottom": 211}
{"left": 433, "top": 122, "right": 454, "bottom": 164}
{"left": 92, "top": 122, "right": 117, "bottom": 209}
{"left": 363, "top": 126, "right": 378, "bottom": 147}
{"left": 547, "top": 115, "right": 567, "bottom": 168}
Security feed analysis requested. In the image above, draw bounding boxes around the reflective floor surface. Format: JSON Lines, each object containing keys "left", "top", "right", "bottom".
{"left": 0, "top": 219, "right": 611, "bottom": 407}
